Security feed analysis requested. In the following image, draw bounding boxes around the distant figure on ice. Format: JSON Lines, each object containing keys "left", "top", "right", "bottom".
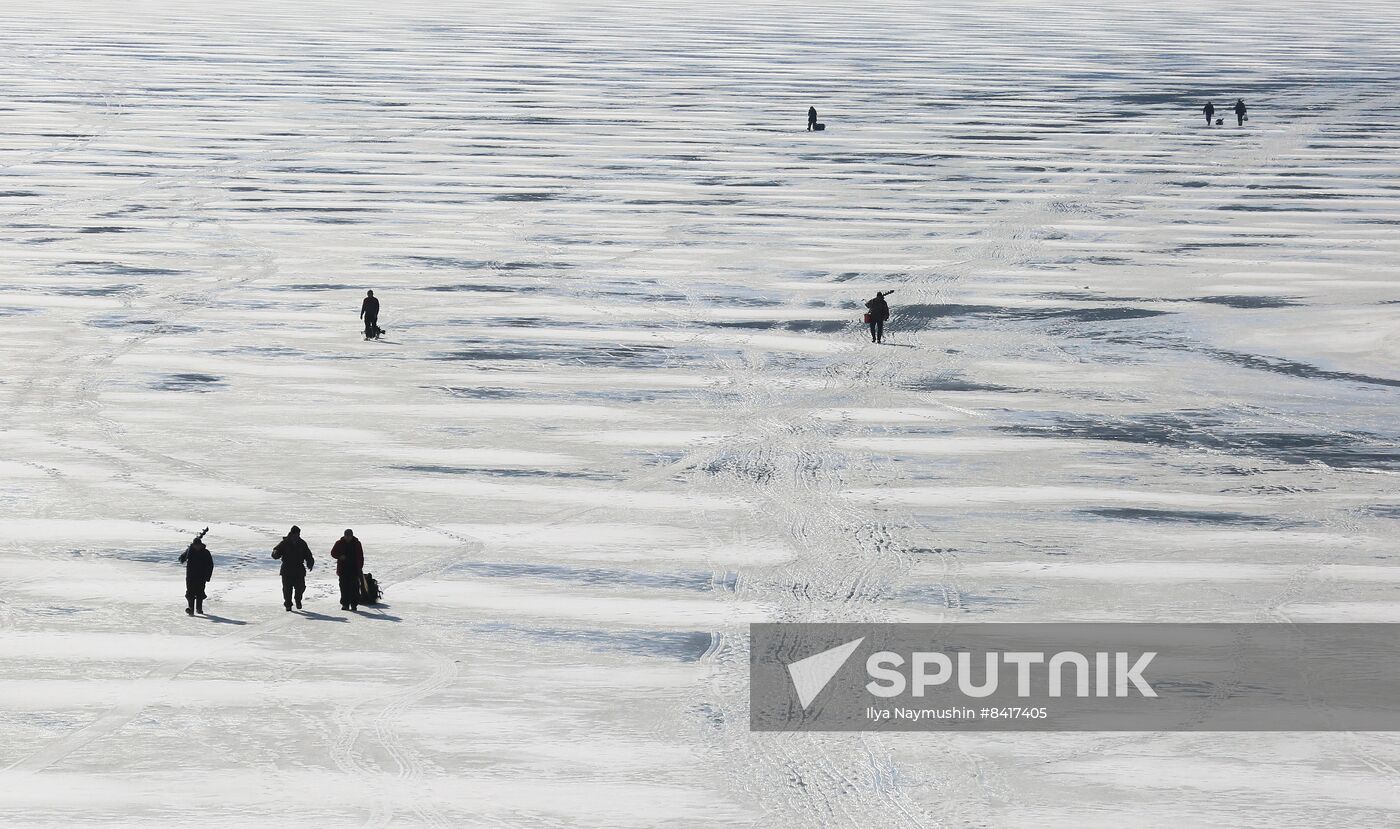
{"left": 865, "top": 290, "right": 892, "bottom": 344}
{"left": 808, "top": 106, "right": 818, "bottom": 131}
{"left": 179, "top": 528, "right": 214, "bottom": 616}
{"left": 272, "top": 525, "right": 314, "bottom": 611}
{"left": 360, "top": 289, "right": 381, "bottom": 340}
{"left": 1203, "top": 101, "right": 1215, "bottom": 126}
{"left": 1234, "top": 98, "right": 1248, "bottom": 126}
{"left": 331, "top": 529, "right": 365, "bottom": 612}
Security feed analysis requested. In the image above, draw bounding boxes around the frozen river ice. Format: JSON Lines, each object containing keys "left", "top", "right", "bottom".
{"left": 2, "top": 0, "right": 1400, "bottom": 825}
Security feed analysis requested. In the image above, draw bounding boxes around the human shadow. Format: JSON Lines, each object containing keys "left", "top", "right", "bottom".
{"left": 203, "top": 614, "right": 249, "bottom": 626}
{"left": 295, "top": 609, "right": 349, "bottom": 623}
{"left": 354, "top": 604, "right": 402, "bottom": 622}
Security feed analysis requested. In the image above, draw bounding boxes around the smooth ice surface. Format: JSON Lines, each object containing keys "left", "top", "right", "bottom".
{"left": 2, "top": 0, "right": 1400, "bottom": 826}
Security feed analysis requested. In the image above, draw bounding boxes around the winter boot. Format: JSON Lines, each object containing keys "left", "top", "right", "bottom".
{"left": 196, "top": 598, "right": 204, "bottom": 615}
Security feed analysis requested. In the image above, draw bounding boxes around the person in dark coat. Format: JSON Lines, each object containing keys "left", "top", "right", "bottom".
{"left": 865, "top": 290, "right": 892, "bottom": 344}
{"left": 1203, "top": 101, "right": 1215, "bottom": 126}
{"left": 808, "top": 106, "right": 818, "bottom": 131}
{"left": 330, "top": 529, "right": 365, "bottom": 611}
{"left": 360, "top": 290, "right": 381, "bottom": 340}
{"left": 179, "top": 530, "right": 214, "bottom": 616}
{"left": 1234, "top": 98, "right": 1248, "bottom": 126}
{"left": 272, "top": 525, "right": 314, "bottom": 611}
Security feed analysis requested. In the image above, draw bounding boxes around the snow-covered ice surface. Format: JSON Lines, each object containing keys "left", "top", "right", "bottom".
{"left": 2, "top": 0, "right": 1400, "bottom": 825}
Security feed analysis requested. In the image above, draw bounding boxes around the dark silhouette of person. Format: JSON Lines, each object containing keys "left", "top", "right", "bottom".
{"left": 1234, "top": 98, "right": 1248, "bottom": 126}
{"left": 865, "top": 291, "right": 892, "bottom": 344}
{"left": 360, "top": 290, "right": 381, "bottom": 340}
{"left": 272, "top": 525, "right": 314, "bottom": 611}
{"left": 1203, "top": 101, "right": 1215, "bottom": 126}
{"left": 179, "top": 530, "right": 214, "bottom": 616}
{"left": 808, "top": 106, "right": 817, "bottom": 131}
{"left": 330, "top": 529, "right": 365, "bottom": 611}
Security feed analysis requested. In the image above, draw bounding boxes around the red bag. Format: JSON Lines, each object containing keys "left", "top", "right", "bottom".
{"left": 862, "top": 313, "right": 872, "bottom": 323}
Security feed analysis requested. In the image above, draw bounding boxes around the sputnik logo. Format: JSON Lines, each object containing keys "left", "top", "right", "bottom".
{"left": 786, "top": 637, "right": 865, "bottom": 709}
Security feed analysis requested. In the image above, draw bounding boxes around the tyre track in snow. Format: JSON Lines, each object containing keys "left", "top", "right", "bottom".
{"left": 894, "top": 88, "right": 1400, "bottom": 792}
{"left": 5, "top": 3, "right": 1400, "bottom": 825}
{"left": 0, "top": 45, "right": 125, "bottom": 175}
{"left": 0, "top": 113, "right": 804, "bottom": 816}
{"left": 672, "top": 79, "right": 1400, "bottom": 829}
{"left": 0, "top": 107, "right": 498, "bottom": 797}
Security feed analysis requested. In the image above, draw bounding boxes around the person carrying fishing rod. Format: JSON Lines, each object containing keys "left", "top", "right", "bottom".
{"left": 864, "top": 290, "right": 893, "bottom": 344}
{"left": 179, "top": 527, "right": 214, "bottom": 616}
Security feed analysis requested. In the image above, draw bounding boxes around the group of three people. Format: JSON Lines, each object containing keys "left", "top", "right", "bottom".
{"left": 180, "top": 526, "right": 369, "bottom": 616}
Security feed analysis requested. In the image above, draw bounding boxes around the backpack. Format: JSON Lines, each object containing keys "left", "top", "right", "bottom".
{"left": 360, "top": 573, "right": 382, "bottom": 605}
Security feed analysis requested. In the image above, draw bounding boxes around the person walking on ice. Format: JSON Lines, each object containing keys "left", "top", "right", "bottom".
{"left": 1203, "top": 101, "right": 1215, "bottom": 126}
{"left": 331, "top": 529, "right": 365, "bottom": 612}
{"left": 179, "top": 528, "right": 214, "bottom": 616}
{"left": 360, "top": 289, "right": 381, "bottom": 340}
{"left": 865, "top": 290, "right": 892, "bottom": 344}
{"left": 272, "top": 525, "right": 314, "bottom": 611}
{"left": 808, "top": 105, "right": 818, "bottom": 131}
{"left": 1234, "top": 98, "right": 1248, "bottom": 126}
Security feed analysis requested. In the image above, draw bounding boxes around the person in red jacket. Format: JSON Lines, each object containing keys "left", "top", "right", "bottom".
{"left": 331, "top": 529, "right": 365, "bottom": 611}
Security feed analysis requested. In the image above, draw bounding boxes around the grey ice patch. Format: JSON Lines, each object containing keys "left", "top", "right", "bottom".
{"left": 152, "top": 373, "right": 226, "bottom": 392}
{"left": 389, "top": 464, "right": 615, "bottom": 481}
{"left": 490, "top": 191, "right": 558, "bottom": 201}
{"left": 1040, "top": 291, "right": 1301, "bottom": 309}
{"left": 451, "top": 561, "right": 715, "bottom": 592}
{"left": 475, "top": 623, "right": 715, "bottom": 661}
{"left": 1079, "top": 507, "right": 1284, "bottom": 526}
{"left": 1191, "top": 295, "right": 1302, "bottom": 309}
{"left": 1202, "top": 346, "right": 1400, "bottom": 389}
{"left": 432, "top": 386, "right": 531, "bottom": 399}
{"left": 751, "top": 623, "right": 1400, "bottom": 731}
{"left": 259, "top": 283, "right": 359, "bottom": 292}
{"left": 706, "top": 319, "right": 849, "bottom": 333}
{"left": 46, "top": 284, "right": 137, "bottom": 297}
{"left": 61, "top": 261, "right": 183, "bottom": 276}
{"left": 216, "top": 346, "right": 306, "bottom": 358}
{"left": 898, "top": 303, "right": 1168, "bottom": 325}
{"left": 88, "top": 315, "right": 199, "bottom": 334}
{"left": 902, "top": 374, "right": 1022, "bottom": 393}
{"left": 419, "top": 283, "right": 544, "bottom": 293}
{"left": 1001, "top": 412, "right": 1400, "bottom": 471}
{"left": 430, "top": 342, "right": 691, "bottom": 368}
{"left": 400, "top": 255, "right": 572, "bottom": 272}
